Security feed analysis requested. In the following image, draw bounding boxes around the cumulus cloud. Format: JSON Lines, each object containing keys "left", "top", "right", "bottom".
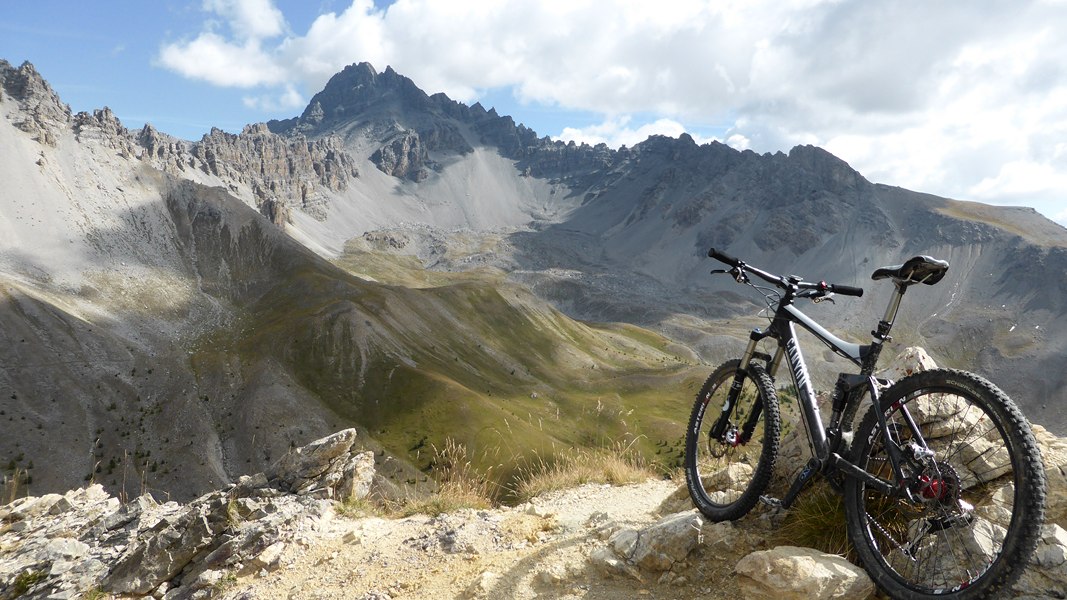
{"left": 242, "top": 85, "right": 304, "bottom": 112}
{"left": 203, "top": 0, "right": 286, "bottom": 40}
{"left": 157, "top": 0, "right": 1067, "bottom": 224}
{"left": 558, "top": 116, "right": 718, "bottom": 148}
{"left": 157, "top": 33, "right": 286, "bottom": 87}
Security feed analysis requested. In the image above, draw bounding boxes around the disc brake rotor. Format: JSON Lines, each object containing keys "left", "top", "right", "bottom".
{"left": 708, "top": 425, "right": 738, "bottom": 458}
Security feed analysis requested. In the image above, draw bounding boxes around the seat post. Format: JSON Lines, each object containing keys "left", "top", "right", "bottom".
{"left": 875, "top": 281, "right": 908, "bottom": 342}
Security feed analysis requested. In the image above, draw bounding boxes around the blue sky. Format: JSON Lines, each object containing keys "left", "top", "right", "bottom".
{"left": 3, "top": 1, "right": 1066, "bottom": 226}
{"left": 1, "top": 1, "right": 639, "bottom": 141}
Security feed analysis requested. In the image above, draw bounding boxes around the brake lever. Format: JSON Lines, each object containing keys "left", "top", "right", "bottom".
{"left": 813, "top": 293, "right": 836, "bottom": 304}
{"left": 710, "top": 267, "right": 749, "bottom": 284}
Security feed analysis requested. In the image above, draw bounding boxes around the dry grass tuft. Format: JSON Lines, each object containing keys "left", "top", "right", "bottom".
{"left": 511, "top": 438, "right": 659, "bottom": 503}
{"left": 770, "top": 481, "right": 854, "bottom": 560}
{"left": 335, "top": 437, "right": 663, "bottom": 519}
{"left": 2, "top": 467, "right": 28, "bottom": 505}
{"left": 340, "top": 439, "right": 501, "bottom": 518}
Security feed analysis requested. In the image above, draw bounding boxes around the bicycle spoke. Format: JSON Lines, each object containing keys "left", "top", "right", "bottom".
{"left": 847, "top": 371, "right": 1044, "bottom": 597}
{"left": 685, "top": 360, "right": 780, "bottom": 522}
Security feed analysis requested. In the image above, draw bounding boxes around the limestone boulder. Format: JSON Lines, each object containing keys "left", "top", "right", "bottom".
{"left": 591, "top": 511, "right": 704, "bottom": 578}
{"left": 735, "top": 546, "right": 874, "bottom": 600}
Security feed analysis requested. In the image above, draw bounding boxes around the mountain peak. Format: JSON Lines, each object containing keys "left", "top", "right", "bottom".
{"left": 787, "top": 143, "right": 868, "bottom": 190}
{"left": 269, "top": 62, "right": 435, "bottom": 134}
{"left": 0, "top": 59, "right": 72, "bottom": 145}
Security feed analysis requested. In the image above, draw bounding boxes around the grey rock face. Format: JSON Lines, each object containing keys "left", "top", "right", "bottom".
{"left": 371, "top": 130, "right": 428, "bottom": 181}
{"left": 10, "top": 79, "right": 359, "bottom": 224}
{"left": 0, "top": 59, "right": 72, "bottom": 145}
{"left": 191, "top": 124, "right": 357, "bottom": 220}
{"left": 0, "top": 429, "right": 374, "bottom": 599}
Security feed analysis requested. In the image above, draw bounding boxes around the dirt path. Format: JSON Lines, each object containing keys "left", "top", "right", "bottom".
{"left": 221, "top": 479, "right": 743, "bottom": 600}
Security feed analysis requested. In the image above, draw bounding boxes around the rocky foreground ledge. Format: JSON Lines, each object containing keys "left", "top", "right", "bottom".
{"left": 3, "top": 351, "right": 1067, "bottom": 599}
{"left": 0, "top": 430, "right": 375, "bottom": 599}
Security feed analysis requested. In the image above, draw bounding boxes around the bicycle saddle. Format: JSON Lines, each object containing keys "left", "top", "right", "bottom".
{"left": 871, "top": 256, "right": 949, "bottom": 285}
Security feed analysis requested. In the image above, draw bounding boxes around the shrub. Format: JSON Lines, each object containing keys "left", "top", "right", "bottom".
{"left": 11, "top": 569, "right": 47, "bottom": 596}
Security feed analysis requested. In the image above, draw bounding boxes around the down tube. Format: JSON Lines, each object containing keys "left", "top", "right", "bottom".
{"left": 783, "top": 322, "right": 829, "bottom": 460}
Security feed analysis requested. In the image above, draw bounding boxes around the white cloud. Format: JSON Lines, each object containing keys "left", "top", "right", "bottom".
{"left": 157, "top": 0, "right": 1067, "bottom": 225}
{"left": 203, "top": 0, "right": 286, "bottom": 40}
{"left": 558, "top": 117, "right": 717, "bottom": 148}
{"left": 726, "top": 134, "right": 751, "bottom": 151}
{"left": 157, "top": 33, "right": 286, "bottom": 87}
{"left": 242, "top": 85, "right": 304, "bottom": 112}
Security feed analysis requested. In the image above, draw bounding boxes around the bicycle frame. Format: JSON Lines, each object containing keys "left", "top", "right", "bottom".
{"left": 719, "top": 278, "right": 918, "bottom": 504}
{"left": 691, "top": 254, "right": 1043, "bottom": 597}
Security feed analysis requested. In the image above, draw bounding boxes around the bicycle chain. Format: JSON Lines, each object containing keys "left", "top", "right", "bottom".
{"left": 865, "top": 509, "right": 917, "bottom": 563}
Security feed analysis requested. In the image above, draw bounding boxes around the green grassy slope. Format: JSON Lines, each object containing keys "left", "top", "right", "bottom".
{"left": 193, "top": 247, "right": 706, "bottom": 494}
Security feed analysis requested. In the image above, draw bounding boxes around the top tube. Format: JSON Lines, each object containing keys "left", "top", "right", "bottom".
{"left": 782, "top": 304, "right": 864, "bottom": 366}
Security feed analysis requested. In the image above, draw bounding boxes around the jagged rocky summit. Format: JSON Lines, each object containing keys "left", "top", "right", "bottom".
{"left": 0, "top": 59, "right": 355, "bottom": 224}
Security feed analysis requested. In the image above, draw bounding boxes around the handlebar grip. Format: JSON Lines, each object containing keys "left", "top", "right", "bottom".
{"left": 708, "top": 247, "right": 742, "bottom": 267}
{"left": 829, "top": 284, "right": 864, "bottom": 297}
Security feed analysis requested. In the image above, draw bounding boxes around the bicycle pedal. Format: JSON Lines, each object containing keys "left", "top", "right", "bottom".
{"left": 759, "top": 495, "right": 783, "bottom": 508}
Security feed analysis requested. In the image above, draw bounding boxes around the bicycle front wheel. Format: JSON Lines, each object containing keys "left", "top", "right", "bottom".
{"left": 844, "top": 369, "right": 1046, "bottom": 599}
{"left": 684, "top": 359, "right": 780, "bottom": 521}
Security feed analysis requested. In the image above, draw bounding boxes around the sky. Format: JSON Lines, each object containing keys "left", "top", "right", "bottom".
{"left": 2, "top": 1, "right": 1066, "bottom": 226}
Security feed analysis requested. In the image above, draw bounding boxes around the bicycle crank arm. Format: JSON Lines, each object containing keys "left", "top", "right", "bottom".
{"left": 779, "top": 457, "right": 821, "bottom": 509}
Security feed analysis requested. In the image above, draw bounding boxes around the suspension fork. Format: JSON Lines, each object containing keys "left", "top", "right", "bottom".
{"left": 709, "top": 329, "right": 768, "bottom": 441}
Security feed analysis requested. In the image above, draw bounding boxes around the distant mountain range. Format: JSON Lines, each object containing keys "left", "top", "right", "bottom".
{"left": 2, "top": 58, "right": 1065, "bottom": 501}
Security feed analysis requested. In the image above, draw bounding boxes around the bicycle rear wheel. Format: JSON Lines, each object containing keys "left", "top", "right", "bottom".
{"left": 685, "top": 359, "right": 780, "bottom": 521}
{"left": 844, "top": 369, "right": 1046, "bottom": 599}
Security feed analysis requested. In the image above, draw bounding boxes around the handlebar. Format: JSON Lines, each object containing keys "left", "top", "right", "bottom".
{"left": 827, "top": 283, "right": 864, "bottom": 297}
{"left": 708, "top": 247, "right": 743, "bottom": 268}
{"left": 707, "top": 247, "right": 864, "bottom": 298}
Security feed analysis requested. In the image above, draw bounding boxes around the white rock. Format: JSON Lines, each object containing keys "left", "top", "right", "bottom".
{"left": 735, "top": 546, "right": 875, "bottom": 600}
{"left": 465, "top": 570, "right": 501, "bottom": 598}
{"left": 251, "top": 541, "right": 287, "bottom": 571}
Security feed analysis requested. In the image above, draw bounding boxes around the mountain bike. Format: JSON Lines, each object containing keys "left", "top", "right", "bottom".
{"left": 684, "top": 248, "right": 1046, "bottom": 599}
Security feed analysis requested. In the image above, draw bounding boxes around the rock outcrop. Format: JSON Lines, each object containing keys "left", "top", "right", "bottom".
{"left": 371, "top": 130, "right": 429, "bottom": 181}
{"left": 0, "top": 429, "right": 373, "bottom": 600}
{"left": 590, "top": 510, "right": 704, "bottom": 580}
{"left": 190, "top": 124, "right": 357, "bottom": 220}
{"left": 0, "top": 59, "right": 72, "bottom": 146}
{"left": 735, "top": 546, "right": 874, "bottom": 600}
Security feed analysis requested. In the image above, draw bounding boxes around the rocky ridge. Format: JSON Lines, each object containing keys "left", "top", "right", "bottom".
{"left": 267, "top": 62, "right": 621, "bottom": 187}
{"left": 0, "top": 60, "right": 71, "bottom": 146}
{"left": 0, "top": 60, "right": 356, "bottom": 225}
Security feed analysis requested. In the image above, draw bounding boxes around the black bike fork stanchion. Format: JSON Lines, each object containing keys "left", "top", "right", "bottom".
{"left": 709, "top": 331, "right": 762, "bottom": 440}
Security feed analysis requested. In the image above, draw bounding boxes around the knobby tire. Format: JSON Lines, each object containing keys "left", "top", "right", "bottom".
{"left": 844, "top": 369, "right": 1046, "bottom": 599}
{"left": 685, "top": 360, "right": 780, "bottom": 521}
